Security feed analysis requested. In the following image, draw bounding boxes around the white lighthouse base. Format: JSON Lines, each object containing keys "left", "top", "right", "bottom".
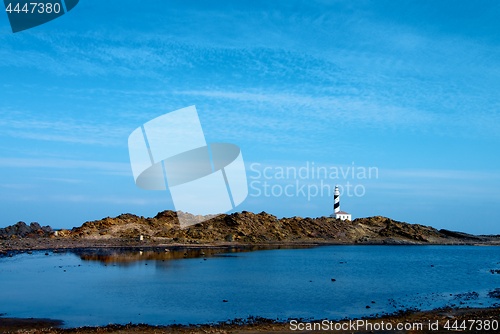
{"left": 331, "top": 211, "right": 351, "bottom": 221}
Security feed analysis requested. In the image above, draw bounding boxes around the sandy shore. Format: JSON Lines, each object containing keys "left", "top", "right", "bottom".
{"left": 1, "top": 307, "right": 500, "bottom": 333}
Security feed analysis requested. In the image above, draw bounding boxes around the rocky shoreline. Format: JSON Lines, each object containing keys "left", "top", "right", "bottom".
{"left": 1, "top": 307, "right": 500, "bottom": 333}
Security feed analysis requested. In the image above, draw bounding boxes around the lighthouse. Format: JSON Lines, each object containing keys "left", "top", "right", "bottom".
{"left": 330, "top": 185, "right": 352, "bottom": 221}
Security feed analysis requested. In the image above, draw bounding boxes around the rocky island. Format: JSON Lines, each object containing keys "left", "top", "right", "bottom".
{"left": 1, "top": 211, "right": 499, "bottom": 253}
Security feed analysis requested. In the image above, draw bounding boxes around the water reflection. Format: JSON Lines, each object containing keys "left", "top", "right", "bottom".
{"left": 73, "top": 245, "right": 313, "bottom": 266}
{"left": 2, "top": 245, "right": 500, "bottom": 327}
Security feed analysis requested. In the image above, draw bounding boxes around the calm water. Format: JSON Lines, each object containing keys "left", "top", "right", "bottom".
{"left": 1, "top": 245, "right": 500, "bottom": 327}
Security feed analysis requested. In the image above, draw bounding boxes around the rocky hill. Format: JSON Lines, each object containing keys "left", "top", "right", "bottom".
{"left": 52, "top": 210, "right": 490, "bottom": 244}
{"left": 2, "top": 211, "right": 497, "bottom": 248}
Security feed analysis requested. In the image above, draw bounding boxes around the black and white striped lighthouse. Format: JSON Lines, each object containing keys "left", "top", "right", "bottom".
{"left": 331, "top": 185, "right": 352, "bottom": 221}
{"left": 333, "top": 185, "right": 340, "bottom": 214}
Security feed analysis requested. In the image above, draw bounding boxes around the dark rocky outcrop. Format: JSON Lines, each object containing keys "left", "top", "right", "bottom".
{"left": 439, "top": 229, "right": 485, "bottom": 241}
{"left": 0, "top": 222, "right": 52, "bottom": 239}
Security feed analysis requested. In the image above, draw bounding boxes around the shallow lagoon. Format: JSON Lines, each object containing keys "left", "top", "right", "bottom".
{"left": 1, "top": 245, "right": 500, "bottom": 327}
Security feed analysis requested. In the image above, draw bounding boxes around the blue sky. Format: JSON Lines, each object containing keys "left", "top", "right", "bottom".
{"left": 0, "top": 0, "right": 499, "bottom": 233}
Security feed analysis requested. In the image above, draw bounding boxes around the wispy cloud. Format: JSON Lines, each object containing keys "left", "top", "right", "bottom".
{"left": 1, "top": 0, "right": 499, "bottom": 232}
{"left": 0, "top": 192, "right": 165, "bottom": 206}
{"left": 372, "top": 168, "right": 500, "bottom": 201}
{"left": 1, "top": 2, "right": 498, "bottom": 140}
{"left": 35, "top": 177, "right": 85, "bottom": 184}
{"left": 383, "top": 169, "right": 500, "bottom": 181}
{"left": 0, "top": 183, "right": 36, "bottom": 190}
{"left": 0, "top": 108, "right": 131, "bottom": 146}
{"left": 0, "top": 157, "right": 130, "bottom": 175}
{"left": 48, "top": 194, "right": 163, "bottom": 206}
{"left": 177, "top": 89, "right": 432, "bottom": 126}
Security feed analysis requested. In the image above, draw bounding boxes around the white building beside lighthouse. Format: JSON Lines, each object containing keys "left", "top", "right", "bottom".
{"left": 330, "top": 185, "right": 352, "bottom": 221}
